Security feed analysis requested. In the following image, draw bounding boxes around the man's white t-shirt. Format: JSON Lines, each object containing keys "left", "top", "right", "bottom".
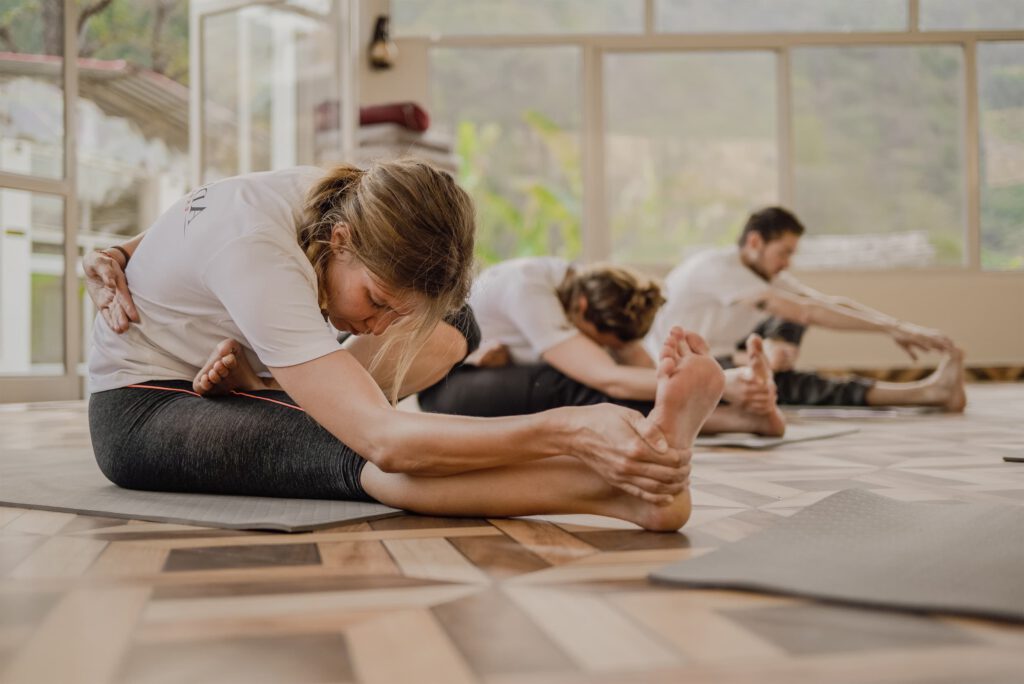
{"left": 468, "top": 257, "right": 579, "bottom": 364}
{"left": 644, "top": 246, "right": 801, "bottom": 359}
{"left": 88, "top": 167, "right": 342, "bottom": 392}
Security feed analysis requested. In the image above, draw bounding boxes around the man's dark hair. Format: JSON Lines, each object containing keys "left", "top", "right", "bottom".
{"left": 738, "top": 206, "right": 806, "bottom": 247}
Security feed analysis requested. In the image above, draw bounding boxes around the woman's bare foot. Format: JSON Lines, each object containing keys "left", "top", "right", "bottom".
{"left": 193, "top": 339, "right": 269, "bottom": 395}
{"left": 646, "top": 327, "right": 726, "bottom": 446}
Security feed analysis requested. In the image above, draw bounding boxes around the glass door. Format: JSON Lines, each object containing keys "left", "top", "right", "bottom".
{"left": 192, "top": 0, "right": 357, "bottom": 186}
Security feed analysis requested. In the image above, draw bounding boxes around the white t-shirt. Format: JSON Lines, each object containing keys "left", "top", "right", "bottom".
{"left": 468, "top": 257, "right": 580, "bottom": 364}
{"left": 644, "top": 246, "right": 802, "bottom": 359}
{"left": 88, "top": 167, "right": 342, "bottom": 392}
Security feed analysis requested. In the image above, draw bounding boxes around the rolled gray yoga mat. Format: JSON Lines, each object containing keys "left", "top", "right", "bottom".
{"left": 651, "top": 489, "right": 1024, "bottom": 623}
{"left": 0, "top": 447, "right": 400, "bottom": 532}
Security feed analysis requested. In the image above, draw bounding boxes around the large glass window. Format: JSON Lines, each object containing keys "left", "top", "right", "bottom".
{"left": 394, "top": 0, "right": 644, "bottom": 37}
{"left": 791, "top": 46, "right": 965, "bottom": 268}
{"left": 0, "top": 191, "right": 64, "bottom": 376}
{"left": 201, "top": 3, "right": 336, "bottom": 182}
{"left": 605, "top": 51, "right": 777, "bottom": 264}
{"left": 921, "top": 1, "right": 1024, "bottom": 31}
{"left": 430, "top": 47, "right": 582, "bottom": 264}
{"left": 0, "top": 0, "right": 64, "bottom": 179}
{"left": 73, "top": 0, "right": 192, "bottom": 371}
{"left": 979, "top": 42, "right": 1024, "bottom": 271}
{"left": 656, "top": 0, "right": 907, "bottom": 34}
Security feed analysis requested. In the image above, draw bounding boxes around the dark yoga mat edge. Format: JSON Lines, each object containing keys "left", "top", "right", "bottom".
{"left": 650, "top": 489, "right": 1024, "bottom": 624}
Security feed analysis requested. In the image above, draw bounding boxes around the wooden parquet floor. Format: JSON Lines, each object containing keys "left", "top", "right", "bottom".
{"left": 1, "top": 384, "right": 1023, "bottom": 684}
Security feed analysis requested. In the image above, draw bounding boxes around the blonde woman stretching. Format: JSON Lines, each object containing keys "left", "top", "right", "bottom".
{"left": 85, "top": 161, "right": 725, "bottom": 531}
{"left": 419, "top": 257, "right": 785, "bottom": 437}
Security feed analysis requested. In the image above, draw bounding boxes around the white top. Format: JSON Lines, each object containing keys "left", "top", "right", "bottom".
{"left": 644, "top": 246, "right": 802, "bottom": 358}
{"left": 468, "top": 257, "right": 580, "bottom": 364}
{"left": 88, "top": 167, "right": 342, "bottom": 392}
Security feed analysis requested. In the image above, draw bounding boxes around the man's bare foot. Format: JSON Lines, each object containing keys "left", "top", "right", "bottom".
{"left": 193, "top": 339, "right": 269, "bottom": 395}
{"left": 763, "top": 338, "right": 799, "bottom": 373}
{"left": 932, "top": 348, "right": 967, "bottom": 413}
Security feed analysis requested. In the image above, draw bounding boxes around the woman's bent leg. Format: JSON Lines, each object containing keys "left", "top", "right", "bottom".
{"left": 88, "top": 381, "right": 374, "bottom": 501}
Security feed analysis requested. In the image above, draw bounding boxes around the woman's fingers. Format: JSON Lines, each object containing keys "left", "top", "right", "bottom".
{"left": 113, "top": 271, "right": 139, "bottom": 322}
{"left": 615, "top": 482, "right": 675, "bottom": 506}
{"left": 630, "top": 413, "right": 669, "bottom": 454}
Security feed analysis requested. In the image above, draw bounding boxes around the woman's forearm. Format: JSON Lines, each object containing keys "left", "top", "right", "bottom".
{"left": 121, "top": 232, "right": 146, "bottom": 257}
{"left": 273, "top": 350, "right": 572, "bottom": 475}
{"left": 373, "top": 409, "right": 572, "bottom": 475}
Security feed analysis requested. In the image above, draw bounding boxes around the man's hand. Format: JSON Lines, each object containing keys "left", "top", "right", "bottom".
{"left": 890, "top": 322, "right": 954, "bottom": 361}
{"left": 464, "top": 340, "right": 511, "bottom": 368}
{"left": 83, "top": 249, "right": 138, "bottom": 333}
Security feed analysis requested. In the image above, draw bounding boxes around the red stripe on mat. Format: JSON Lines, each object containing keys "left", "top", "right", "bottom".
{"left": 126, "top": 383, "right": 304, "bottom": 412}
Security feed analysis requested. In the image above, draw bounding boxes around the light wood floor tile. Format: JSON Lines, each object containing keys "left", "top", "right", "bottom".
{"left": 347, "top": 609, "right": 476, "bottom": 684}
{"left": 4, "top": 510, "right": 76, "bottom": 536}
{"left": 1, "top": 586, "right": 150, "bottom": 684}
{"left": 8, "top": 535, "right": 108, "bottom": 579}
{"left": 383, "top": 537, "right": 490, "bottom": 584}
{"left": 504, "top": 586, "right": 679, "bottom": 672}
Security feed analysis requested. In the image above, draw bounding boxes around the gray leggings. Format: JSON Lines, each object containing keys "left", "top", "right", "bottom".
{"left": 89, "top": 381, "right": 375, "bottom": 501}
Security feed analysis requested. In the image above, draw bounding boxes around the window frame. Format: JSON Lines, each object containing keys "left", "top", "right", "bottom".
{"left": 403, "top": 0, "right": 1024, "bottom": 275}
{"left": 0, "top": 0, "right": 81, "bottom": 402}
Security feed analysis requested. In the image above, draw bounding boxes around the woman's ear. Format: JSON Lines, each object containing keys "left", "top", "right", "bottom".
{"left": 330, "top": 223, "right": 350, "bottom": 249}
{"left": 575, "top": 294, "right": 589, "bottom": 316}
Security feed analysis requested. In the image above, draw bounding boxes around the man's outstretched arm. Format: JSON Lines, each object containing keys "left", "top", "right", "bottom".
{"left": 752, "top": 288, "right": 955, "bottom": 361}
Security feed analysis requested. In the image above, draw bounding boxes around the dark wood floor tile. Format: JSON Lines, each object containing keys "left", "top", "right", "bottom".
{"left": 151, "top": 574, "right": 445, "bottom": 600}
{"left": 368, "top": 514, "right": 489, "bottom": 530}
{"left": 448, "top": 534, "right": 549, "bottom": 579}
{"left": 115, "top": 633, "right": 355, "bottom": 684}
{"left": 723, "top": 603, "right": 981, "bottom": 656}
{"left": 162, "top": 543, "right": 321, "bottom": 572}
{"left": 432, "top": 588, "right": 576, "bottom": 677}
{"left": 571, "top": 529, "right": 692, "bottom": 552}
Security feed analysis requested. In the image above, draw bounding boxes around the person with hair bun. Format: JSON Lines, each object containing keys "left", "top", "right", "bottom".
{"left": 83, "top": 160, "right": 728, "bottom": 532}
{"left": 419, "top": 256, "right": 785, "bottom": 437}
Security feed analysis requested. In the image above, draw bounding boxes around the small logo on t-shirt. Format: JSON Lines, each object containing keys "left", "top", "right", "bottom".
{"left": 183, "top": 184, "right": 211, "bottom": 233}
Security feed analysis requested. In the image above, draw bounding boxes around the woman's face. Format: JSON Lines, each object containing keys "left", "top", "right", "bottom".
{"left": 323, "top": 249, "right": 415, "bottom": 336}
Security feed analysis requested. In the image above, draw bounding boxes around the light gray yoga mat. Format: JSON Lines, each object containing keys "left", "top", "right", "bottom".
{"left": 694, "top": 424, "right": 858, "bottom": 450}
{"left": 650, "top": 489, "right": 1024, "bottom": 623}
{"left": 0, "top": 448, "right": 400, "bottom": 532}
{"left": 783, "top": 405, "right": 942, "bottom": 419}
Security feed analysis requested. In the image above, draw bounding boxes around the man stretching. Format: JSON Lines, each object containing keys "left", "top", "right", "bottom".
{"left": 645, "top": 207, "right": 966, "bottom": 411}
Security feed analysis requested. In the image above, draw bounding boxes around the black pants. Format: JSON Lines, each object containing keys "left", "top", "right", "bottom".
{"left": 419, "top": 363, "right": 652, "bottom": 418}
{"left": 722, "top": 317, "right": 874, "bottom": 406}
{"left": 90, "top": 304, "right": 482, "bottom": 500}
{"left": 89, "top": 381, "right": 376, "bottom": 501}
